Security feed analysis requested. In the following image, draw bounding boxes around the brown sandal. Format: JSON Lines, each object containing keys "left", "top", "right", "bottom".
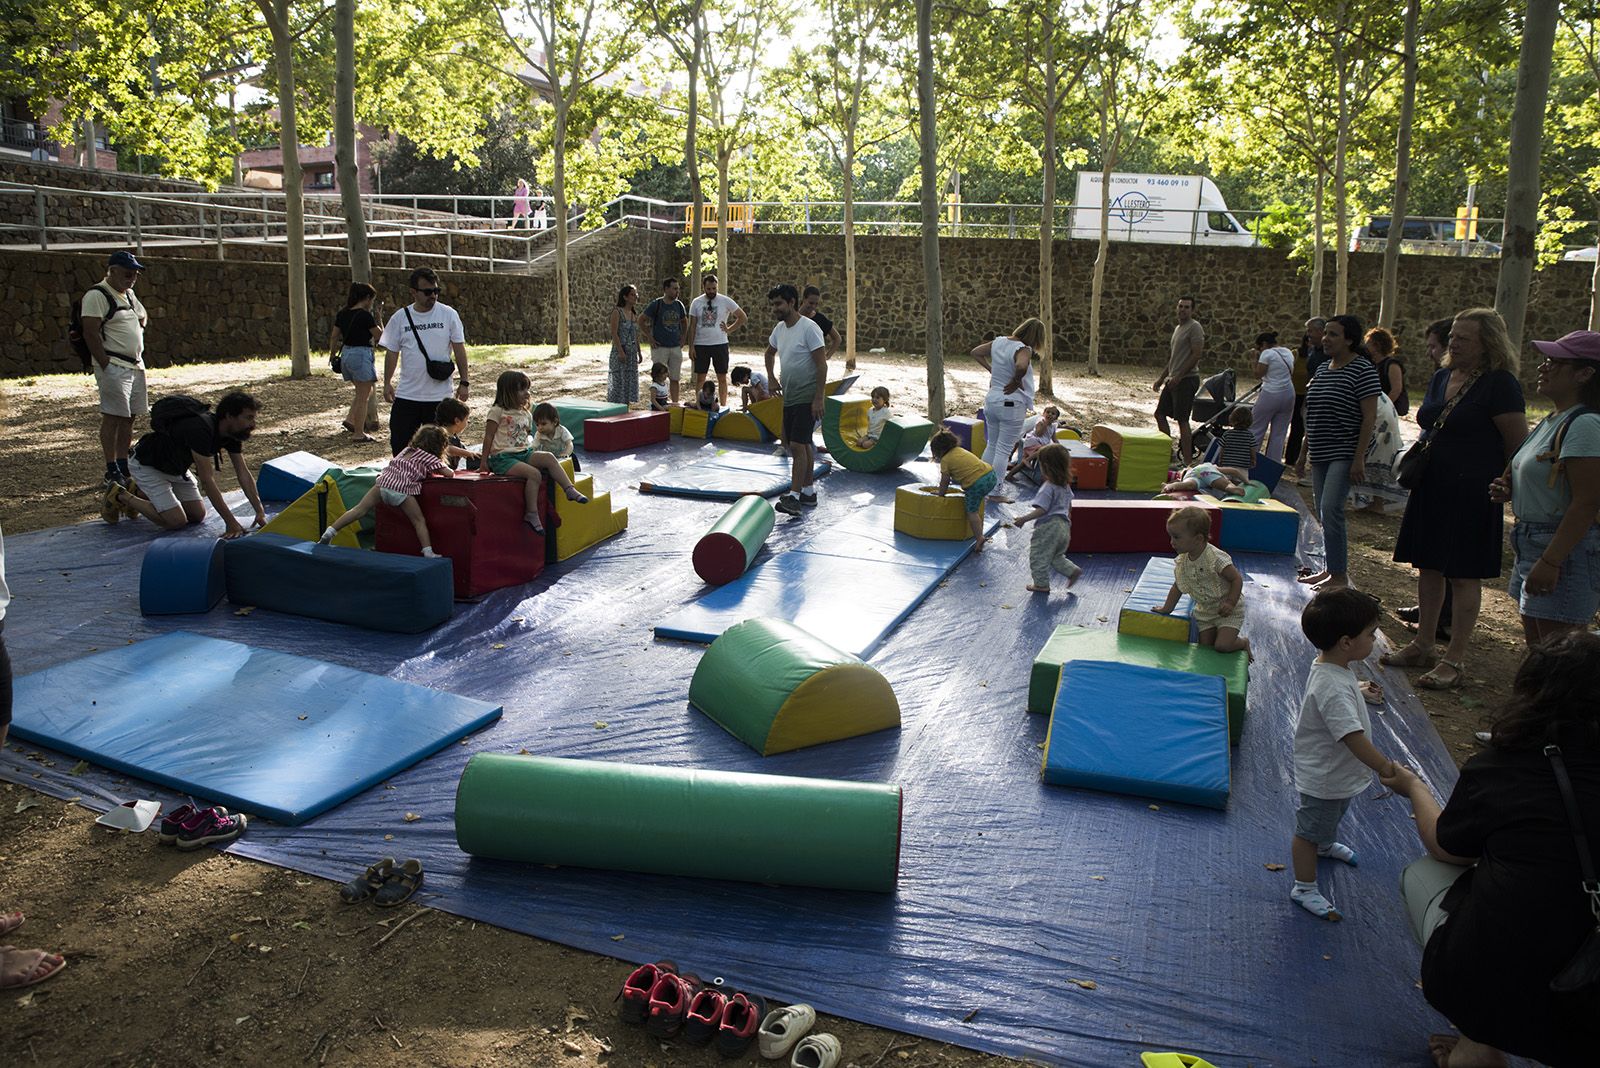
{"left": 1418, "top": 659, "right": 1466, "bottom": 690}
{"left": 1379, "top": 645, "right": 1437, "bottom": 670}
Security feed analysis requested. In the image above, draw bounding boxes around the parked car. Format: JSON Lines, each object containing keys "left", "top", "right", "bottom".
{"left": 1563, "top": 246, "right": 1598, "bottom": 262}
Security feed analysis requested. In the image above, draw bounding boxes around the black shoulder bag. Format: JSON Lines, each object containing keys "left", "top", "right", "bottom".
{"left": 405, "top": 306, "right": 456, "bottom": 381}
{"left": 1547, "top": 744, "right": 1600, "bottom": 993}
{"left": 1396, "top": 371, "right": 1480, "bottom": 491}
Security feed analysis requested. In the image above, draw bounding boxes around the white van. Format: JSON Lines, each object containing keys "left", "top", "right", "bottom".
{"left": 1068, "top": 173, "right": 1255, "bottom": 247}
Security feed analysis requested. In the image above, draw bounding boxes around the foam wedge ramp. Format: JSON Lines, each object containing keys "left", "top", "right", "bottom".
{"left": 552, "top": 458, "right": 627, "bottom": 562}
{"left": 688, "top": 618, "right": 901, "bottom": 754}
{"left": 822, "top": 395, "right": 933, "bottom": 472}
{"left": 257, "top": 451, "right": 335, "bottom": 502}
{"left": 1041, "top": 660, "right": 1230, "bottom": 809}
{"left": 453, "top": 753, "right": 902, "bottom": 891}
{"left": 1118, "top": 555, "right": 1195, "bottom": 642}
{"left": 1029, "top": 625, "right": 1249, "bottom": 744}
{"left": 260, "top": 466, "right": 382, "bottom": 549}
{"left": 1089, "top": 424, "right": 1171, "bottom": 491}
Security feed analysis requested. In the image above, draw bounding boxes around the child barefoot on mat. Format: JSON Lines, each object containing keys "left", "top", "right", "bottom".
{"left": 1154, "top": 505, "right": 1251, "bottom": 656}
{"left": 1007, "top": 443, "right": 1081, "bottom": 593}
{"left": 1007, "top": 405, "right": 1061, "bottom": 481}
{"left": 929, "top": 428, "right": 999, "bottom": 552}
{"left": 1161, "top": 461, "right": 1248, "bottom": 499}
{"left": 320, "top": 424, "right": 453, "bottom": 556}
{"left": 1288, "top": 588, "right": 1400, "bottom": 921}
{"left": 689, "top": 378, "right": 720, "bottom": 413}
{"left": 856, "top": 386, "right": 892, "bottom": 449}
{"left": 484, "top": 373, "right": 587, "bottom": 535}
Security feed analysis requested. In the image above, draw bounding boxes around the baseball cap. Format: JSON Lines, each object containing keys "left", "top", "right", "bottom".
{"left": 1531, "top": 331, "right": 1600, "bottom": 363}
{"left": 108, "top": 250, "right": 146, "bottom": 271}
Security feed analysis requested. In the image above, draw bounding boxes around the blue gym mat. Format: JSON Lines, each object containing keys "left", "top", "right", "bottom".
{"left": 9, "top": 632, "right": 502, "bottom": 825}
{"left": 638, "top": 444, "right": 833, "bottom": 498}
{"left": 3, "top": 436, "right": 1469, "bottom": 1067}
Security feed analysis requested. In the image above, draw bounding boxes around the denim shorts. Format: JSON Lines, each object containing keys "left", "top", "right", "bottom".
{"left": 1508, "top": 521, "right": 1600, "bottom": 624}
{"left": 1293, "top": 793, "right": 1352, "bottom": 846}
{"left": 341, "top": 345, "right": 377, "bottom": 382}
{"left": 963, "top": 470, "right": 999, "bottom": 513}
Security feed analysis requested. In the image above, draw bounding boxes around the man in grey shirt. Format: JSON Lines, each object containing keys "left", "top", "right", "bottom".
{"left": 1153, "top": 295, "right": 1205, "bottom": 463}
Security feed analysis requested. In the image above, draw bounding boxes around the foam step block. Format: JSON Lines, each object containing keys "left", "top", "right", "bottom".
{"left": 941, "top": 416, "right": 985, "bottom": 458}
{"left": 689, "top": 618, "right": 901, "bottom": 754}
{"left": 260, "top": 466, "right": 381, "bottom": 549}
{"left": 1089, "top": 425, "right": 1172, "bottom": 491}
{"left": 257, "top": 451, "right": 335, "bottom": 502}
{"left": 547, "top": 396, "right": 626, "bottom": 448}
{"left": 583, "top": 410, "right": 670, "bottom": 452}
{"left": 1064, "top": 440, "right": 1109, "bottom": 490}
{"left": 680, "top": 407, "right": 713, "bottom": 439}
{"left": 1042, "top": 659, "right": 1230, "bottom": 809}
{"left": 711, "top": 410, "right": 767, "bottom": 442}
{"left": 551, "top": 458, "right": 627, "bottom": 562}
{"left": 1198, "top": 493, "right": 1299, "bottom": 554}
{"left": 1030, "top": 625, "right": 1249, "bottom": 743}
{"left": 668, "top": 405, "right": 686, "bottom": 435}
{"left": 894, "top": 484, "right": 981, "bottom": 540}
{"left": 140, "top": 538, "right": 226, "bottom": 616}
{"left": 224, "top": 533, "right": 453, "bottom": 632}
{"left": 375, "top": 472, "right": 549, "bottom": 599}
{"left": 1069, "top": 498, "right": 1221, "bottom": 553}
{"left": 1119, "top": 555, "right": 1195, "bottom": 643}
{"left": 822, "top": 396, "right": 934, "bottom": 472}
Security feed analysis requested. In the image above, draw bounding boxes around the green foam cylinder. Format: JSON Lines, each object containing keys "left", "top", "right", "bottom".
{"left": 692, "top": 495, "right": 776, "bottom": 584}
{"left": 454, "top": 753, "right": 902, "bottom": 892}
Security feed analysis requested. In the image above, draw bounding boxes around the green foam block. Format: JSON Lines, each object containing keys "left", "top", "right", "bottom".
{"left": 546, "top": 396, "right": 627, "bottom": 448}
{"left": 454, "top": 753, "right": 902, "bottom": 891}
{"left": 821, "top": 396, "right": 935, "bottom": 472}
{"left": 1029, "top": 625, "right": 1249, "bottom": 743}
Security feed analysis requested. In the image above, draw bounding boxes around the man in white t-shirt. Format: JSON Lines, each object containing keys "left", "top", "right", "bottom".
{"left": 82, "top": 250, "right": 151, "bottom": 489}
{"left": 380, "top": 267, "right": 471, "bottom": 456}
{"left": 763, "top": 284, "right": 828, "bottom": 517}
{"left": 684, "top": 273, "right": 746, "bottom": 408}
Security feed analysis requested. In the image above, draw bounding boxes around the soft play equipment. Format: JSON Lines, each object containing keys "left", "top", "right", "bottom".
{"left": 711, "top": 409, "right": 768, "bottom": 442}
{"left": 692, "top": 496, "right": 776, "bottom": 585}
{"left": 547, "top": 396, "right": 626, "bottom": 448}
{"left": 680, "top": 407, "right": 713, "bottom": 439}
{"left": 893, "top": 484, "right": 982, "bottom": 540}
{"left": 1063, "top": 440, "right": 1109, "bottom": 490}
{"left": 1054, "top": 426, "right": 1083, "bottom": 441}
{"left": 1201, "top": 439, "right": 1287, "bottom": 493}
{"left": 257, "top": 450, "right": 336, "bottom": 502}
{"left": 1041, "top": 660, "right": 1230, "bottom": 809}
{"left": 139, "top": 538, "right": 226, "bottom": 616}
{"left": 1142, "top": 1055, "right": 1220, "bottom": 1068}
{"left": 1089, "top": 425, "right": 1172, "bottom": 491}
{"left": 639, "top": 450, "right": 832, "bottom": 499}
{"left": 688, "top": 619, "right": 901, "bottom": 754}
{"left": 821, "top": 396, "right": 934, "bottom": 472}
{"left": 747, "top": 396, "right": 783, "bottom": 438}
{"left": 658, "top": 505, "right": 1000, "bottom": 658}
{"left": 668, "top": 405, "right": 685, "bottom": 435}
{"left": 226, "top": 533, "right": 454, "bottom": 631}
{"left": 552, "top": 457, "right": 628, "bottom": 562}
{"left": 260, "top": 465, "right": 382, "bottom": 549}
{"left": 584, "top": 410, "right": 670, "bottom": 453}
{"left": 9, "top": 632, "right": 501, "bottom": 825}
{"left": 1069, "top": 498, "right": 1221, "bottom": 553}
{"left": 1029, "top": 625, "right": 1249, "bottom": 743}
{"left": 1118, "top": 555, "right": 1194, "bottom": 643}
{"left": 453, "top": 753, "right": 902, "bottom": 892}
{"left": 940, "top": 415, "right": 985, "bottom": 458}
{"left": 375, "top": 472, "right": 548, "bottom": 598}
{"left": 1198, "top": 493, "right": 1299, "bottom": 554}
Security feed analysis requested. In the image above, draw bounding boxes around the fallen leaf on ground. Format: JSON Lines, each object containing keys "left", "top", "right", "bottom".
{"left": 593, "top": 721, "right": 608, "bottom": 730}
{"left": 383, "top": 834, "right": 395, "bottom": 841}
{"left": 69, "top": 761, "right": 89, "bottom": 776}
{"left": 491, "top": 643, "right": 506, "bottom": 650}
{"left": 610, "top": 934, "right": 625, "bottom": 941}
{"left": 234, "top": 606, "right": 255, "bottom": 616}
{"left": 1068, "top": 979, "right": 1097, "bottom": 990}
{"left": 1148, "top": 804, "right": 1161, "bottom": 811}
{"left": 1091, "top": 875, "right": 1106, "bottom": 881}
{"left": 1264, "top": 863, "right": 1286, "bottom": 871}
{"left": 404, "top": 812, "right": 421, "bottom": 822}
{"left": 297, "top": 715, "right": 308, "bottom": 721}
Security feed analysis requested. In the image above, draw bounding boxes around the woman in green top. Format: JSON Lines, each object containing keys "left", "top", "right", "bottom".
{"left": 1491, "top": 330, "right": 1600, "bottom": 645}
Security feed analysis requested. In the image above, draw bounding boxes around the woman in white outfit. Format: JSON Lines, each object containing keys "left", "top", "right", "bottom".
{"left": 1250, "top": 330, "right": 1297, "bottom": 462}
{"left": 972, "top": 317, "right": 1043, "bottom": 502}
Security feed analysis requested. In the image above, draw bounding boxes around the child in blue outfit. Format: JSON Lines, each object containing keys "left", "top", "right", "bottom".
{"left": 1007, "top": 443, "right": 1080, "bottom": 593}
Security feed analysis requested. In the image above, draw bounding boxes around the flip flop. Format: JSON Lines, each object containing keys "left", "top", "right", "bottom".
{"left": 0, "top": 911, "right": 21, "bottom": 937}
{"left": 0, "top": 946, "right": 66, "bottom": 990}
{"left": 339, "top": 857, "right": 395, "bottom": 904}
{"left": 374, "top": 858, "right": 423, "bottom": 907}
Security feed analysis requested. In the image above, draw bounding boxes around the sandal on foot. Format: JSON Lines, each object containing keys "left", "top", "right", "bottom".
{"left": 339, "top": 857, "right": 395, "bottom": 904}
{"left": 1418, "top": 659, "right": 1465, "bottom": 691}
{"left": 1379, "top": 646, "right": 1437, "bottom": 670}
{"left": 0, "top": 947, "right": 66, "bottom": 989}
{"left": 374, "top": 858, "right": 423, "bottom": 907}
{"left": 0, "top": 911, "right": 21, "bottom": 938}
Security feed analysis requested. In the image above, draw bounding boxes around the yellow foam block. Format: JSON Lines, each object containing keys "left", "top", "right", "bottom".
{"left": 893, "top": 484, "right": 982, "bottom": 540}
{"left": 260, "top": 473, "right": 361, "bottom": 548}
{"left": 553, "top": 492, "right": 628, "bottom": 561}
{"left": 748, "top": 396, "right": 784, "bottom": 438}
{"left": 680, "top": 408, "right": 711, "bottom": 439}
{"left": 1118, "top": 608, "right": 1192, "bottom": 643}
{"left": 668, "top": 405, "right": 685, "bottom": 435}
{"left": 712, "top": 411, "right": 765, "bottom": 442}
{"left": 971, "top": 420, "right": 986, "bottom": 459}
{"left": 1055, "top": 427, "right": 1082, "bottom": 441}
{"left": 765, "top": 661, "right": 901, "bottom": 755}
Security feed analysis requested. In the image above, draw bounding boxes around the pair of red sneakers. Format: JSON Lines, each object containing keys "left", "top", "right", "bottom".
{"left": 617, "top": 960, "right": 766, "bottom": 1058}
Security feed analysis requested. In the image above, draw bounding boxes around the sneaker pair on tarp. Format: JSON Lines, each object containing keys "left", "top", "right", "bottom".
{"left": 775, "top": 492, "right": 818, "bottom": 517}
{"left": 157, "top": 804, "right": 248, "bottom": 850}
{"left": 616, "top": 960, "right": 764, "bottom": 1058}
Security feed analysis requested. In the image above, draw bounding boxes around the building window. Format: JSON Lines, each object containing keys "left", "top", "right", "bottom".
{"left": 308, "top": 169, "right": 335, "bottom": 189}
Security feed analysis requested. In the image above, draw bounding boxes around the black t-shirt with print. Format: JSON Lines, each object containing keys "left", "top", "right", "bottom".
{"left": 134, "top": 414, "right": 244, "bottom": 477}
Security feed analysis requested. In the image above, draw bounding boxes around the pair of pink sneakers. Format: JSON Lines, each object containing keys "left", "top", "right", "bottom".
{"left": 156, "top": 804, "right": 248, "bottom": 850}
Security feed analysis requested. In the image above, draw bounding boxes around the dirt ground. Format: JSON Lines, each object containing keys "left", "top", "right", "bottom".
{"left": 0, "top": 349, "right": 1527, "bottom": 1066}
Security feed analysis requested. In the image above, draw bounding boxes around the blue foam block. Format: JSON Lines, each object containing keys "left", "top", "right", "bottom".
{"left": 9, "top": 632, "right": 501, "bottom": 825}
{"left": 657, "top": 505, "right": 999, "bottom": 657}
{"left": 1119, "top": 555, "right": 1197, "bottom": 642}
{"left": 1250, "top": 454, "right": 1286, "bottom": 492}
{"left": 140, "top": 538, "right": 226, "bottom": 616}
{"left": 1208, "top": 498, "right": 1300, "bottom": 554}
{"left": 640, "top": 450, "right": 833, "bottom": 500}
{"left": 1042, "top": 660, "right": 1230, "bottom": 809}
{"left": 257, "top": 451, "right": 336, "bottom": 501}
{"left": 224, "top": 533, "right": 453, "bottom": 633}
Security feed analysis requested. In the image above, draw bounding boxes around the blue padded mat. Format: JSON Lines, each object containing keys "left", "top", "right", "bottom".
{"left": 9, "top": 632, "right": 502, "bottom": 825}
{"left": 1043, "top": 659, "right": 1231, "bottom": 808}
{"left": 639, "top": 445, "right": 833, "bottom": 499}
{"left": 1, "top": 436, "right": 1473, "bottom": 1067}
{"left": 1121, "top": 553, "right": 1196, "bottom": 638}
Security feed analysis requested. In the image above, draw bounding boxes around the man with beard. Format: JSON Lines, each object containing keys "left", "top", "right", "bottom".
{"left": 104, "top": 391, "right": 266, "bottom": 539}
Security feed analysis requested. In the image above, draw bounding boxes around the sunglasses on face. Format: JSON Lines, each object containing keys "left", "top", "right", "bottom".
{"left": 413, "top": 287, "right": 441, "bottom": 296}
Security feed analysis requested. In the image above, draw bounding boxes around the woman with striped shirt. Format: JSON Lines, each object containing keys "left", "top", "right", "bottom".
{"left": 1298, "top": 315, "right": 1382, "bottom": 592}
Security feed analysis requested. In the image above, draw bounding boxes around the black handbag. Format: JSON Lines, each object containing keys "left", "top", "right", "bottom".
{"left": 1547, "top": 744, "right": 1600, "bottom": 993}
{"left": 329, "top": 349, "right": 343, "bottom": 374}
{"left": 406, "top": 306, "right": 456, "bottom": 381}
{"left": 1396, "top": 371, "right": 1480, "bottom": 490}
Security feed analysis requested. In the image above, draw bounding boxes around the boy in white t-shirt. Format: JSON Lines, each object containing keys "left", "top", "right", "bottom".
{"left": 1289, "top": 588, "right": 1397, "bottom": 922}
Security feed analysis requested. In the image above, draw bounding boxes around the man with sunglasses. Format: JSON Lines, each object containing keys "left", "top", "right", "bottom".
{"left": 380, "top": 267, "right": 471, "bottom": 455}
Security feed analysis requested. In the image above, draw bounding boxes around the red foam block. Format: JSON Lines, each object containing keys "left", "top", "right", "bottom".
{"left": 584, "top": 410, "right": 670, "bottom": 453}
{"left": 1069, "top": 497, "right": 1222, "bottom": 554}
{"left": 375, "top": 472, "right": 553, "bottom": 599}
{"left": 1065, "top": 441, "right": 1109, "bottom": 490}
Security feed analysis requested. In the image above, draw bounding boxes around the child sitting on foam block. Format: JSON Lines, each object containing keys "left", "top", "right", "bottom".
{"left": 856, "top": 386, "right": 892, "bottom": 448}
{"left": 1154, "top": 505, "right": 1250, "bottom": 656}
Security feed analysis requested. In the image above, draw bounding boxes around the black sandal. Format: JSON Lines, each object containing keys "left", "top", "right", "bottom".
{"left": 339, "top": 857, "right": 394, "bottom": 904}
{"left": 374, "top": 858, "right": 424, "bottom": 908}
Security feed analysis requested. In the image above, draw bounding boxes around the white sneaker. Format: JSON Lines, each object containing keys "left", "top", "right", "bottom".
{"left": 758, "top": 1003, "right": 815, "bottom": 1060}
{"left": 421, "top": 547, "right": 439, "bottom": 558}
{"left": 790, "top": 1033, "right": 841, "bottom": 1068}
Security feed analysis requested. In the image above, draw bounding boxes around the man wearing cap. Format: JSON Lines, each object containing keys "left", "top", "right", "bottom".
{"left": 83, "top": 251, "right": 150, "bottom": 489}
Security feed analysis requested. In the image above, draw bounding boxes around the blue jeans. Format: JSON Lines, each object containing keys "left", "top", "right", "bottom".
{"left": 1311, "top": 459, "right": 1354, "bottom": 574}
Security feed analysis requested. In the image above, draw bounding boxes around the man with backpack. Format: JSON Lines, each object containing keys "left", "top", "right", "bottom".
{"left": 76, "top": 251, "right": 150, "bottom": 489}
{"left": 104, "top": 392, "right": 266, "bottom": 540}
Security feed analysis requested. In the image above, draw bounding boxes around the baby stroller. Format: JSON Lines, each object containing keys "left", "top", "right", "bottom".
{"left": 1191, "top": 368, "right": 1260, "bottom": 460}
